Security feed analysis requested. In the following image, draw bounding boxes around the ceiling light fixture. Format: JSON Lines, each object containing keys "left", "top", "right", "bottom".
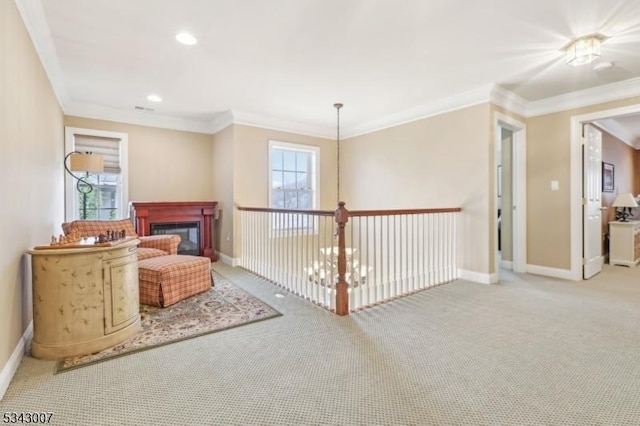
{"left": 175, "top": 32, "right": 197, "bottom": 45}
{"left": 564, "top": 34, "right": 604, "bottom": 67}
{"left": 147, "top": 94, "right": 162, "bottom": 102}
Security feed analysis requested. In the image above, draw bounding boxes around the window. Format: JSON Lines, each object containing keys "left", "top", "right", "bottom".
{"left": 65, "top": 127, "right": 129, "bottom": 221}
{"left": 269, "top": 141, "right": 319, "bottom": 210}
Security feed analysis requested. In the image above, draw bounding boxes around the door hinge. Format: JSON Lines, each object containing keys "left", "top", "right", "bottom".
{"left": 581, "top": 258, "right": 586, "bottom": 266}
{"left": 582, "top": 198, "right": 587, "bottom": 205}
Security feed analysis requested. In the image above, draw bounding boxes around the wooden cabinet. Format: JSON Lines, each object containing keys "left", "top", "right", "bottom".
{"left": 28, "top": 238, "right": 141, "bottom": 359}
{"left": 608, "top": 221, "right": 640, "bottom": 267}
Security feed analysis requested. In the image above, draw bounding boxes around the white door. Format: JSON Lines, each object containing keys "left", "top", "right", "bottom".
{"left": 583, "top": 124, "right": 603, "bottom": 279}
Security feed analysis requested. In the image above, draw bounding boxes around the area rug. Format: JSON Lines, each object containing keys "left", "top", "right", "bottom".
{"left": 56, "top": 271, "right": 281, "bottom": 373}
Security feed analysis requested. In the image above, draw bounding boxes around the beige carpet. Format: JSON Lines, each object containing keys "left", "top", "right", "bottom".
{"left": 1, "top": 262, "right": 640, "bottom": 425}
{"left": 57, "top": 271, "right": 281, "bottom": 372}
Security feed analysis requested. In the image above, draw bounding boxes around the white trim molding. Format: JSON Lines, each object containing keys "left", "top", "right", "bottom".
{"left": 458, "top": 269, "right": 495, "bottom": 285}
{"left": 346, "top": 84, "right": 495, "bottom": 138}
{"left": 211, "top": 110, "right": 235, "bottom": 135}
{"left": 14, "top": 0, "right": 640, "bottom": 141}
{"left": 490, "top": 86, "right": 528, "bottom": 118}
{"left": 14, "top": 0, "right": 68, "bottom": 109}
{"left": 0, "top": 322, "right": 33, "bottom": 401}
{"left": 217, "top": 252, "right": 240, "bottom": 267}
{"left": 569, "top": 104, "right": 640, "bottom": 281}
{"left": 494, "top": 112, "right": 527, "bottom": 276}
{"left": 500, "top": 260, "right": 513, "bottom": 270}
{"left": 64, "top": 102, "right": 217, "bottom": 135}
{"left": 64, "top": 127, "right": 129, "bottom": 222}
{"left": 526, "top": 264, "right": 575, "bottom": 281}
{"left": 526, "top": 76, "right": 640, "bottom": 117}
{"left": 233, "top": 110, "right": 333, "bottom": 139}
{"left": 592, "top": 119, "right": 638, "bottom": 149}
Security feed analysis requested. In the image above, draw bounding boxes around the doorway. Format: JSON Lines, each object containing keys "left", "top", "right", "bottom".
{"left": 494, "top": 113, "right": 527, "bottom": 282}
{"left": 570, "top": 104, "right": 640, "bottom": 280}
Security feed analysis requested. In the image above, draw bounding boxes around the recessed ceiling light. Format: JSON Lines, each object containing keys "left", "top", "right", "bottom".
{"left": 175, "top": 32, "right": 197, "bottom": 45}
{"left": 147, "top": 94, "right": 162, "bottom": 102}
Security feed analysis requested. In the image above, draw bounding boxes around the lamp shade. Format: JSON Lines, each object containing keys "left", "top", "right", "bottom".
{"left": 612, "top": 193, "right": 638, "bottom": 208}
{"left": 69, "top": 152, "right": 104, "bottom": 173}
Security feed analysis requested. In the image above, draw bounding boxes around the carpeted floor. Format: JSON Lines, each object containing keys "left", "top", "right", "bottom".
{"left": 1, "top": 262, "right": 640, "bottom": 425}
{"left": 57, "top": 271, "right": 281, "bottom": 372}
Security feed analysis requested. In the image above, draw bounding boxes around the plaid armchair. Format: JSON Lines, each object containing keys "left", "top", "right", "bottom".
{"left": 62, "top": 219, "right": 180, "bottom": 261}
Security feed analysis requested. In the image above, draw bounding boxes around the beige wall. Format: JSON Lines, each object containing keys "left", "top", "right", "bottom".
{"left": 232, "top": 124, "right": 336, "bottom": 257}
{"left": 1, "top": 0, "right": 64, "bottom": 382}
{"left": 212, "top": 125, "right": 234, "bottom": 257}
{"left": 526, "top": 96, "right": 640, "bottom": 270}
{"left": 340, "top": 104, "right": 492, "bottom": 275}
{"left": 233, "top": 124, "right": 337, "bottom": 209}
{"left": 600, "top": 127, "right": 638, "bottom": 254}
{"left": 64, "top": 116, "right": 214, "bottom": 203}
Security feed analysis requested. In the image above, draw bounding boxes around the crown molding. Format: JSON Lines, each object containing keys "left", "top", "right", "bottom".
{"left": 344, "top": 85, "right": 495, "bottom": 138}
{"left": 525, "top": 76, "right": 640, "bottom": 117}
{"left": 14, "top": 0, "right": 68, "bottom": 108}
{"left": 593, "top": 119, "right": 639, "bottom": 149}
{"left": 211, "top": 110, "right": 235, "bottom": 134}
{"left": 232, "top": 110, "right": 334, "bottom": 139}
{"left": 15, "top": 0, "right": 640, "bottom": 139}
{"left": 65, "top": 102, "right": 216, "bottom": 134}
{"left": 490, "top": 86, "right": 528, "bottom": 118}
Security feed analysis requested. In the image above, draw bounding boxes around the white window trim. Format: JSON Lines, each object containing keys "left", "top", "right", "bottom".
{"left": 268, "top": 140, "right": 320, "bottom": 210}
{"left": 268, "top": 140, "right": 320, "bottom": 236}
{"left": 64, "top": 127, "right": 129, "bottom": 222}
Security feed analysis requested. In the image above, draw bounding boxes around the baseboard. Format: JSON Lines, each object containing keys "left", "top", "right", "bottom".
{"left": 216, "top": 252, "right": 240, "bottom": 267}
{"left": 526, "top": 264, "right": 575, "bottom": 281}
{"left": 500, "top": 260, "right": 513, "bottom": 270}
{"left": 458, "top": 269, "right": 496, "bottom": 284}
{"left": 0, "top": 321, "right": 33, "bottom": 401}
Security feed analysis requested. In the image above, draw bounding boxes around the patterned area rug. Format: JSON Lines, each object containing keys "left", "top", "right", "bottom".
{"left": 56, "top": 271, "right": 281, "bottom": 373}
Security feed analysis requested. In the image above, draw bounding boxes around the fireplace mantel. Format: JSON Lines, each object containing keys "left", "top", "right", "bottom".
{"left": 129, "top": 201, "right": 218, "bottom": 261}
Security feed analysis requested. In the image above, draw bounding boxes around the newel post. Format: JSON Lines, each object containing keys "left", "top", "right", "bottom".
{"left": 335, "top": 201, "right": 349, "bottom": 316}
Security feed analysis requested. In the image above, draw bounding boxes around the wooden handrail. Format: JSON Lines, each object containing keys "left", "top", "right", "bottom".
{"left": 237, "top": 206, "right": 461, "bottom": 217}
{"left": 237, "top": 206, "right": 335, "bottom": 216}
{"left": 350, "top": 207, "right": 461, "bottom": 217}
{"left": 238, "top": 202, "right": 462, "bottom": 315}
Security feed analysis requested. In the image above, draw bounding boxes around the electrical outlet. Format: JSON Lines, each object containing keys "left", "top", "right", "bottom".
{"left": 225, "top": 233, "right": 230, "bottom": 241}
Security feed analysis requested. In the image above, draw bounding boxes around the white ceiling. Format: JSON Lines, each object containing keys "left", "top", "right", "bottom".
{"left": 18, "top": 0, "right": 640, "bottom": 137}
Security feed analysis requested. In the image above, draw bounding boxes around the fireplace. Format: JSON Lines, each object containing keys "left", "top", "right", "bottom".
{"left": 129, "top": 201, "right": 218, "bottom": 261}
{"left": 151, "top": 222, "right": 200, "bottom": 256}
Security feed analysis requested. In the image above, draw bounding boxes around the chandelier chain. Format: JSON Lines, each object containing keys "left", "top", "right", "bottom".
{"left": 334, "top": 103, "right": 343, "bottom": 203}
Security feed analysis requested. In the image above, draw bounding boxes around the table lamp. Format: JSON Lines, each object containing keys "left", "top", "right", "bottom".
{"left": 612, "top": 193, "right": 638, "bottom": 222}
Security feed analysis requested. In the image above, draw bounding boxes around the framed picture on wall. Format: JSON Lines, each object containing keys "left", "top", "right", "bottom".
{"left": 602, "top": 162, "right": 614, "bottom": 192}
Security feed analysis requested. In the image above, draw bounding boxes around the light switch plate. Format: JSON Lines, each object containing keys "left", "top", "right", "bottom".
{"left": 551, "top": 180, "right": 559, "bottom": 191}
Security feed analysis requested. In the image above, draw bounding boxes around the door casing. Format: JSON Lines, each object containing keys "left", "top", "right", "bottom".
{"left": 570, "top": 104, "right": 640, "bottom": 280}
{"left": 494, "top": 112, "right": 527, "bottom": 281}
